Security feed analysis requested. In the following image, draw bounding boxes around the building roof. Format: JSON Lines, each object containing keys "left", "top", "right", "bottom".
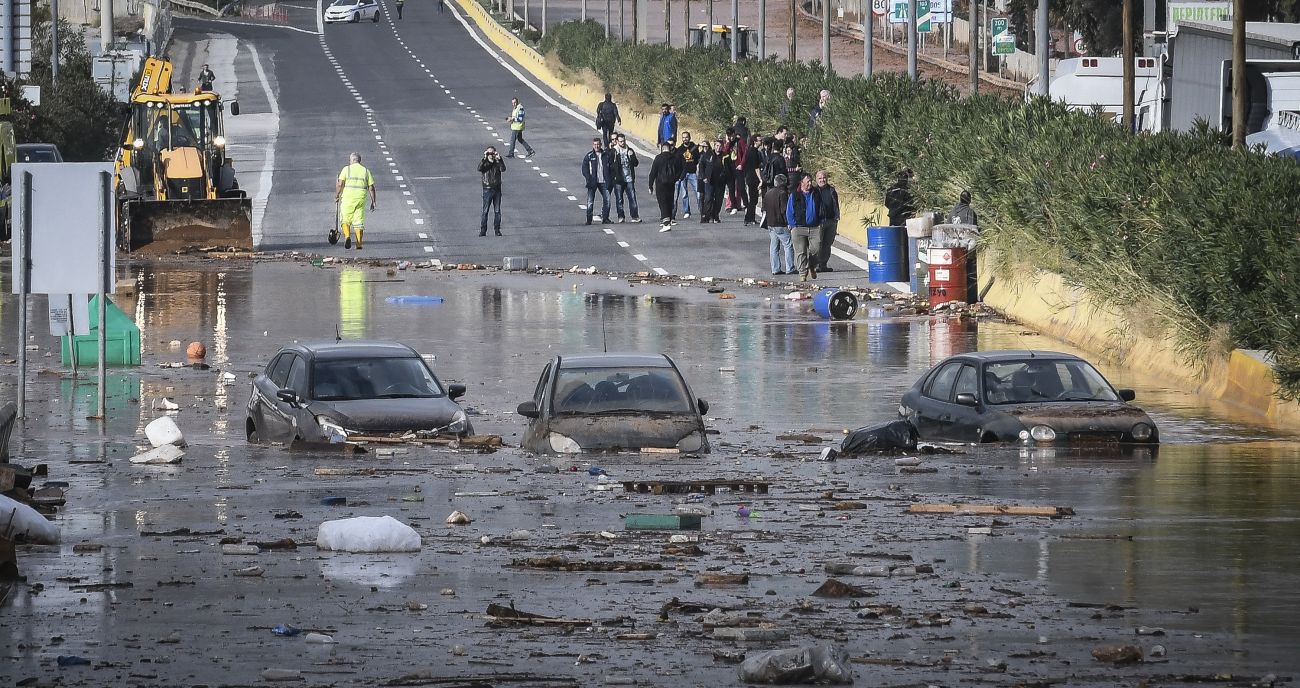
{"left": 1179, "top": 20, "right": 1300, "bottom": 50}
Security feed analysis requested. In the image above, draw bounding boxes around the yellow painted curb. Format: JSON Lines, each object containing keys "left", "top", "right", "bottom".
{"left": 979, "top": 253, "right": 1300, "bottom": 428}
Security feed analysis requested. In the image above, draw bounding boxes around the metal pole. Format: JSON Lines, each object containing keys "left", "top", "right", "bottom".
{"left": 788, "top": 0, "right": 795, "bottom": 59}
{"left": 864, "top": 1, "right": 872, "bottom": 76}
{"left": 758, "top": 0, "right": 765, "bottom": 57}
{"left": 664, "top": 0, "right": 670, "bottom": 46}
{"left": 1231, "top": 0, "right": 1245, "bottom": 147}
{"left": 1122, "top": 0, "right": 1134, "bottom": 131}
{"left": 707, "top": 0, "right": 713, "bottom": 45}
{"left": 101, "top": 0, "right": 113, "bottom": 54}
{"left": 907, "top": 0, "right": 917, "bottom": 80}
{"left": 16, "top": 173, "right": 31, "bottom": 419}
{"left": 541, "top": 0, "right": 547, "bottom": 36}
{"left": 1, "top": 0, "right": 12, "bottom": 73}
{"left": 524, "top": 0, "right": 529, "bottom": 31}
{"left": 730, "top": 0, "right": 738, "bottom": 61}
{"left": 97, "top": 172, "right": 111, "bottom": 420}
{"left": 631, "top": 0, "right": 638, "bottom": 42}
{"left": 620, "top": 0, "right": 625, "bottom": 39}
{"left": 684, "top": 0, "right": 690, "bottom": 46}
{"left": 51, "top": 0, "right": 60, "bottom": 88}
{"left": 606, "top": 0, "right": 611, "bottom": 36}
{"left": 582, "top": 0, "right": 586, "bottom": 22}
{"left": 1036, "top": 0, "right": 1048, "bottom": 96}
{"left": 1142, "top": 0, "right": 1156, "bottom": 56}
{"left": 821, "top": 0, "right": 830, "bottom": 72}
{"left": 968, "top": 0, "right": 977, "bottom": 93}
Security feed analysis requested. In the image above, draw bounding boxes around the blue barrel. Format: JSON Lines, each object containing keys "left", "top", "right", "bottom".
{"left": 867, "top": 226, "right": 908, "bottom": 283}
{"left": 813, "top": 288, "right": 858, "bottom": 320}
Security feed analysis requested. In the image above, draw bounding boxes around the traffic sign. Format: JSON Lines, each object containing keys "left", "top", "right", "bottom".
{"left": 872, "top": 0, "right": 887, "bottom": 17}
{"left": 991, "top": 16, "right": 1015, "bottom": 55}
{"left": 890, "top": 0, "right": 930, "bottom": 27}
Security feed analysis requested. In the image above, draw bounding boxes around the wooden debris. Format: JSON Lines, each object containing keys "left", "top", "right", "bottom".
{"left": 314, "top": 467, "right": 434, "bottom": 476}
{"left": 907, "top": 503, "right": 1075, "bottom": 517}
{"left": 509, "top": 556, "right": 663, "bottom": 572}
{"left": 621, "top": 479, "right": 770, "bottom": 495}
{"left": 812, "top": 579, "right": 875, "bottom": 598}
{"left": 776, "top": 433, "right": 824, "bottom": 444}
{"left": 695, "top": 573, "right": 749, "bottom": 586}
{"left": 484, "top": 603, "right": 591, "bottom": 627}
{"left": 640, "top": 446, "right": 680, "bottom": 454}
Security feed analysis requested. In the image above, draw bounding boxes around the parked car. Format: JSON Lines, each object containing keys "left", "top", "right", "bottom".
{"left": 324, "top": 0, "right": 380, "bottom": 23}
{"left": 16, "top": 143, "right": 63, "bottom": 163}
{"left": 899, "top": 351, "right": 1159, "bottom": 445}
{"left": 517, "top": 353, "right": 710, "bottom": 454}
{"left": 246, "top": 341, "right": 469, "bottom": 444}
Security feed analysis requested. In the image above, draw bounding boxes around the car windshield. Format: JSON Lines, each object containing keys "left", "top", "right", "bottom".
{"left": 553, "top": 367, "right": 693, "bottom": 415}
{"left": 311, "top": 357, "right": 443, "bottom": 401}
{"left": 983, "top": 359, "right": 1120, "bottom": 404}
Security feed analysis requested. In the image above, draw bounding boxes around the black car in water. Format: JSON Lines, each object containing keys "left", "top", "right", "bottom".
{"left": 517, "top": 353, "right": 710, "bottom": 455}
{"left": 246, "top": 341, "right": 470, "bottom": 444}
{"left": 899, "top": 350, "right": 1159, "bottom": 445}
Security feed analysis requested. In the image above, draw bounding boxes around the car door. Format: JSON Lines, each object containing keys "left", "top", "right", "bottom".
{"left": 280, "top": 354, "right": 318, "bottom": 440}
{"left": 521, "top": 362, "right": 553, "bottom": 450}
{"left": 947, "top": 364, "right": 983, "bottom": 442}
{"left": 913, "top": 362, "right": 961, "bottom": 440}
{"left": 361, "top": 0, "right": 377, "bottom": 18}
{"left": 251, "top": 353, "right": 294, "bottom": 442}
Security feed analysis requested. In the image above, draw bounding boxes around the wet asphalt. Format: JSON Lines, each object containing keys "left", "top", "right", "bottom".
{"left": 1, "top": 259, "right": 1298, "bottom": 686}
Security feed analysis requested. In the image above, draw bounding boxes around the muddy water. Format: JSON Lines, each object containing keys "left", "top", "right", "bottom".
{"left": 2, "top": 259, "right": 1298, "bottom": 682}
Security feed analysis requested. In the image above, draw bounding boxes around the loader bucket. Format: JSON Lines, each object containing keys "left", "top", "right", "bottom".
{"left": 121, "top": 197, "right": 254, "bottom": 254}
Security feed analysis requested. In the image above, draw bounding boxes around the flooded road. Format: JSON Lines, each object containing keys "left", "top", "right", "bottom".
{"left": 1, "top": 259, "right": 1297, "bottom": 685}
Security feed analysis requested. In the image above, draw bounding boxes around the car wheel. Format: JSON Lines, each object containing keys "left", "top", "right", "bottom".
{"left": 371, "top": 10, "right": 379, "bottom": 21}
{"left": 246, "top": 419, "right": 261, "bottom": 443}
{"left": 349, "top": 11, "right": 359, "bottom": 22}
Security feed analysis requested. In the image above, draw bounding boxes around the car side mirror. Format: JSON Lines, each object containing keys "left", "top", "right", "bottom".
{"left": 276, "top": 389, "right": 300, "bottom": 405}
{"left": 954, "top": 392, "right": 979, "bottom": 407}
{"left": 448, "top": 384, "right": 466, "bottom": 401}
{"left": 697, "top": 398, "right": 709, "bottom": 415}
{"left": 1118, "top": 389, "right": 1136, "bottom": 402}
{"left": 229, "top": 100, "right": 240, "bottom": 116}
{"left": 517, "top": 400, "right": 539, "bottom": 419}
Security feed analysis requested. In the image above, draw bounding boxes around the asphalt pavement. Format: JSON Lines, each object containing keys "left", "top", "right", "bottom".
{"left": 169, "top": 5, "right": 883, "bottom": 283}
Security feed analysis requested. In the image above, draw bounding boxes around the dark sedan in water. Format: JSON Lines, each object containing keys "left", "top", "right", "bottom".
{"left": 517, "top": 353, "right": 710, "bottom": 454}
{"left": 899, "top": 350, "right": 1159, "bottom": 445}
{"left": 246, "top": 341, "right": 470, "bottom": 444}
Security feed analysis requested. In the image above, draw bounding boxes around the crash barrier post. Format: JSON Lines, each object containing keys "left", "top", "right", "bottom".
{"left": 813, "top": 288, "right": 858, "bottom": 320}
{"left": 0, "top": 402, "right": 15, "bottom": 463}
{"left": 866, "top": 226, "right": 907, "bottom": 283}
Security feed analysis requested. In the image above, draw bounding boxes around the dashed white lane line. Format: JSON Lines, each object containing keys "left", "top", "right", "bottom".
{"left": 654, "top": 267, "right": 669, "bottom": 275}
{"left": 418, "top": 232, "right": 428, "bottom": 239}
{"left": 617, "top": 241, "right": 629, "bottom": 248}
{"left": 633, "top": 254, "right": 647, "bottom": 261}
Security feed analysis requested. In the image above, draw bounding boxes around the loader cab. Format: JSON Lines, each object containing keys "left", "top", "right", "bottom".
{"left": 125, "top": 94, "right": 228, "bottom": 199}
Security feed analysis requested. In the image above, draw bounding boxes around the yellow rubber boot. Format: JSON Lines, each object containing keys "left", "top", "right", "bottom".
{"left": 355, "top": 226, "right": 364, "bottom": 249}
{"left": 341, "top": 223, "right": 352, "bottom": 248}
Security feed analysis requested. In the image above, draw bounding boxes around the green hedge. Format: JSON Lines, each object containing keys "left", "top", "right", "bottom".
{"left": 540, "top": 20, "right": 1300, "bottom": 398}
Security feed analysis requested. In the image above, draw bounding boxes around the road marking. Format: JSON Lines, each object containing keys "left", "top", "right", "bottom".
{"left": 617, "top": 241, "right": 629, "bottom": 247}
{"left": 603, "top": 228, "right": 615, "bottom": 234}
{"left": 418, "top": 232, "right": 428, "bottom": 239}
{"left": 633, "top": 254, "right": 647, "bottom": 261}
{"left": 566, "top": 195, "right": 576, "bottom": 200}
{"left": 415, "top": 218, "right": 424, "bottom": 224}
{"left": 245, "top": 43, "right": 278, "bottom": 249}
{"left": 654, "top": 267, "right": 668, "bottom": 275}
{"left": 424, "top": 246, "right": 434, "bottom": 252}
{"left": 830, "top": 245, "right": 872, "bottom": 272}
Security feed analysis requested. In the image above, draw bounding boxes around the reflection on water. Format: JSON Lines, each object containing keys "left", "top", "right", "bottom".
{"left": 339, "top": 268, "right": 369, "bottom": 339}
{"left": 319, "top": 554, "right": 419, "bottom": 588}
{"left": 936, "top": 442, "right": 1300, "bottom": 657}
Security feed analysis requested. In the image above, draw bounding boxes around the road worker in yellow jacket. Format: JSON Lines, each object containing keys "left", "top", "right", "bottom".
{"left": 335, "top": 152, "right": 376, "bottom": 249}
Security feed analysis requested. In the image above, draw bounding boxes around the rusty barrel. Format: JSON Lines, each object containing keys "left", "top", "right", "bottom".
{"left": 927, "top": 246, "right": 968, "bottom": 306}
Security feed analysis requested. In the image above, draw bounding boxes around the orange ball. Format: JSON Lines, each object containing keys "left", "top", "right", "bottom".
{"left": 186, "top": 341, "right": 207, "bottom": 360}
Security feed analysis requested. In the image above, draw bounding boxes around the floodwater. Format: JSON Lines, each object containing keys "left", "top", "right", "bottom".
{"left": 1, "top": 259, "right": 1297, "bottom": 684}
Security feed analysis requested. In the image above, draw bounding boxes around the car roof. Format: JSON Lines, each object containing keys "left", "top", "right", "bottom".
{"left": 955, "top": 350, "right": 1084, "bottom": 363}
{"left": 17, "top": 143, "right": 58, "bottom": 151}
{"left": 557, "top": 353, "right": 674, "bottom": 369}
{"left": 285, "top": 340, "right": 420, "bottom": 361}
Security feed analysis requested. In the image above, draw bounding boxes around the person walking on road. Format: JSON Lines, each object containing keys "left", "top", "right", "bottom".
{"left": 505, "top": 98, "right": 535, "bottom": 158}
{"left": 814, "top": 170, "right": 840, "bottom": 272}
{"left": 656, "top": 104, "right": 678, "bottom": 147}
{"left": 581, "top": 138, "right": 614, "bottom": 225}
{"left": 198, "top": 64, "right": 215, "bottom": 92}
{"left": 675, "top": 132, "right": 699, "bottom": 219}
{"left": 395, "top": 0, "right": 404, "bottom": 18}
{"left": 787, "top": 175, "right": 821, "bottom": 282}
{"left": 478, "top": 146, "right": 506, "bottom": 236}
{"left": 742, "top": 133, "right": 762, "bottom": 225}
{"left": 648, "top": 141, "right": 682, "bottom": 232}
{"left": 760, "top": 137, "right": 786, "bottom": 193}
{"left": 761, "top": 174, "right": 794, "bottom": 275}
{"left": 610, "top": 133, "right": 642, "bottom": 223}
{"left": 697, "top": 139, "right": 726, "bottom": 223}
{"left": 335, "top": 152, "right": 376, "bottom": 250}
{"left": 595, "top": 93, "right": 621, "bottom": 148}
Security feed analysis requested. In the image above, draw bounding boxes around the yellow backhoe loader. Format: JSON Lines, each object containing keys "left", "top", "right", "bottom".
{"left": 115, "top": 57, "right": 253, "bottom": 252}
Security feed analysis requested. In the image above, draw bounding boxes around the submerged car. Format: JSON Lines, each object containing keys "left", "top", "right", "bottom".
{"left": 517, "top": 353, "right": 710, "bottom": 454}
{"left": 246, "top": 341, "right": 470, "bottom": 444}
{"left": 324, "top": 0, "right": 380, "bottom": 22}
{"left": 899, "top": 351, "right": 1159, "bottom": 445}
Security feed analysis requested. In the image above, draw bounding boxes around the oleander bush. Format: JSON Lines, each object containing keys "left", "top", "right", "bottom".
{"left": 540, "top": 19, "right": 1300, "bottom": 397}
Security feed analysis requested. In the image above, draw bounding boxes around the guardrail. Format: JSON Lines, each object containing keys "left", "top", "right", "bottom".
{"left": 168, "top": 0, "right": 228, "bottom": 17}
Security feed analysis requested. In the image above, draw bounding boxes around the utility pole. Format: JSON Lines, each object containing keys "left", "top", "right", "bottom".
{"left": 581, "top": 0, "right": 586, "bottom": 21}
{"left": 542, "top": 0, "right": 547, "bottom": 36}
{"left": 968, "top": 0, "right": 977, "bottom": 94}
{"left": 788, "top": 0, "right": 796, "bottom": 60}
{"left": 620, "top": 0, "right": 625, "bottom": 39}
{"left": 707, "top": 0, "right": 713, "bottom": 44}
{"left": 821, "top": 0, "right": 830, "bottom": 72}
{"left": 606, "top": 0, "right": 611, "bottom": 36}
{"left": 1122, "top": 0, "right": 1134, "bottom": 131}
{"left": 730, "top": 0, "right": 738, "bottom": 61}
{"left": 758, "top": 0, "right": 765, "bottom": 57}
{"left": 684, "top": 0, "right": 691, "bottom": 46}
{"left": 632, "top": 0, "right": 638, "bottom": 42}
{"left": 864, "top": 1, "right": 872, "bottom": 77}
{"left": 1231, "top": 0, "right": 1245, "bottom": 147}
{"left": 524, "top": 0, "right": 530, "bottom": 33}
{"left": 664, "top": 0, "right": 670, "bottom": 46}
{"left": 907, "top": 0, "right": 917, "bottom": 80}
{"left": 101, "top": 0, "right": 113, "bottom": 54}
{"left": 1036, "top": 0, "right": 1048, "bottom": 96}
{"left": 51, "top": 0, "right": 60, "bottom": 88}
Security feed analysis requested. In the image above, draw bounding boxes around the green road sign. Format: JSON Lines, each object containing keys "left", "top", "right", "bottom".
{"left": 991, "top": 16, "right": 1014, "bottom": 55}
{"left": 891, "top": 0, "right": 932, "bottom": 30}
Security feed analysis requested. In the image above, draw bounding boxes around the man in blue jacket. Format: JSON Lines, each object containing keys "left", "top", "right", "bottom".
{"left": 657, "top": 104, "right": 678, "bottom": 147}
{"left": 581, "top": 138, "right": 614, "bottom": 225}
{"left": 786, "top": 174, "right": 821, "bottom": 282}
